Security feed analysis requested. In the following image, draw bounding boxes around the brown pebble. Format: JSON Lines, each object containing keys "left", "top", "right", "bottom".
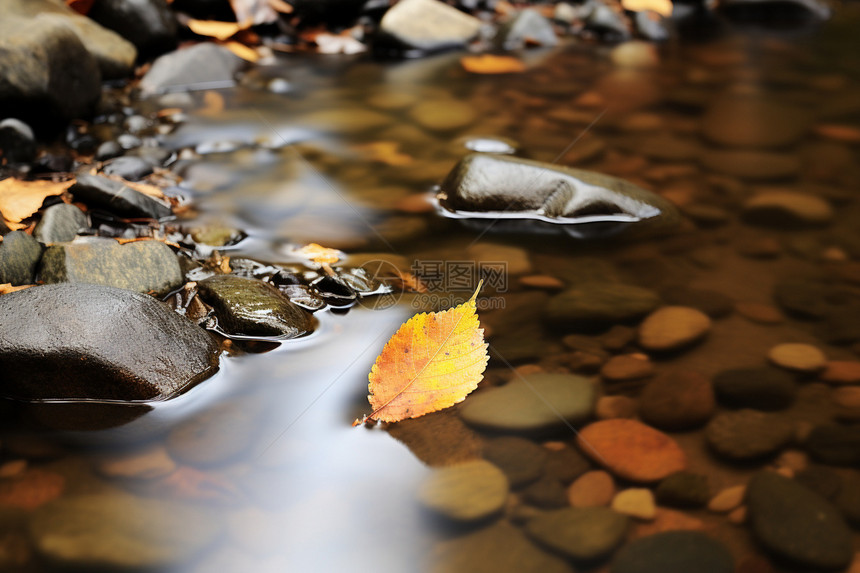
{"left": 820, "top": 360, "right": 860, "bottom": 385}
{"left": 708, "top": 484, "right": 746, "bottom": 513}
{"left": 728, "top": 505, "right": 747, "bottom": 524}
{"left": 833, "top": 386, "right": 860, "bottom": 409}
{"left": 599, "top": 325, "right": 636, "bottom": 352}
{"left": 567, "top": 470, "right": 615, "bottom": 508}
{"left": 0, "top": 460, "right": 27, "bottom": 479}
{"left": 518, "top": 275, "right": 564, "bottom": 290}
{"left": 737, "top": 554, "right": 776, "bottom": 573}
{"left": 595, "top": 395, "right": 637, "bottom": 420}
{"left": 630, "top": 508, "right": 704, "bottom": 539}
{"left": 735, "top": 302, "right": 783, "bottom": 324}
{"left": 847, "top": 552, "right": 860, "bottom": 573}
{"left": 513, "top": 364, "right": 545, "bottom": 377}
{"left": 393, "top": 193, "right": 435, "bottom": 214}
{"left": 774, "top": 449, "right": 809, "bottom": 473}
{"left": 638, "top": 306, "right": 711, "bottom": 352}
{"left": 601, "top": 353, "right": 655, "bottom": 381}
{"left": 814, "top": 124, "right": 860, "bottom": 143}
{"left": 768, "top": 343, "right": 827, "bottom": 372}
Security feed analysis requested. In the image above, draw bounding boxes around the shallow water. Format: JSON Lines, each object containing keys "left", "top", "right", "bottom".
{"left": 4, "top": 7, "right": 860, "bottom": 572}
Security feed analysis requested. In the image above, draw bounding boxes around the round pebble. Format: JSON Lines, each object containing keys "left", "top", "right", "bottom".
{"left": 611, "top": 488, "right": 657, "bottom": 520}
{"left": 567, "top": 470, "right": 615, "bottom": 508}
{"left": 577, "top": 419, "right": 687, "bottom": 483}
{"left": 611, "top": 531, "right": 734, "bottom": 573}
{"left": 655, "top": 472, "right": 710, "bottom": 508}
{"left": 522, "top": 477, "right": 568, "bottom": 509}
{"left": 705, "top": 410, "right": 794, "bottom": 461}
{"left": 735, "top": 302, "right": 783, "bottom": 324}
{"left": 708, "top": 484, "right": 746, "bottom": 513}
{"left": 743, "top": 191, "right": 833, "bottom": 228}
{"left": 595, "top": 395, "right": 638, "bottom": 420}
{"left": 712, "top": 367, "right": 798, "bottom": 411}
{"left": 417, "top": 460, "right": 509, "bottom": 522}
{"left": 526, "top": 507, "right": 629, "bottom": 561}
{"left": 820, "top": 360, "right": 860, "bottom": 384}
{"left": 601, "top": 354, "right": 655, "bottom": 381}
{"left": 639, "top": 370, "right": 716, "bottom": 431}
{"left": 768, "top": 343, "right": 827, "bottom": 373}
{"left": 482, "top": 437, "right": 547, "bottom": 488}
{"left": 638, "top": 306, "right": 712, "bottom": 352}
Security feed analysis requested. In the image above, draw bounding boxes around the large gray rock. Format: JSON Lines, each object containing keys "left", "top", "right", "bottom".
{"left": 0, "top": 283, "right": 220, "bottom": 401}
{"left": 0, "top": 231, "right": 43, "bottom": 285}
{"left": 438, "top": 154, "right": 680, "bottom": 238}
{"left": 1, "top": 0, "right": 137, "bottom": 79}
{"left": 28, "top": 492, "right": 221, "bottom": 569}
{"left": 39, "top": 237, "right": 183, "bottom": 296}
{"left": 139, "top": 43, "right": 244, "bottom": 96}
{"left": 33, "top": 203, "right": 89, "bottom": 245}
{"left": 746, "top": 471, "right": 853, "bottom": 570}
{"left": 69, "top": 174, "right": 173, "bottom": 219}
{"left": 0, "top": 14, "right": 101, "bottom": 121}
{"left": 88, "top": 0, "right": 177, "bottom": 56}
{"left": 378, "top": 0, "right": 482, "bottom": 53}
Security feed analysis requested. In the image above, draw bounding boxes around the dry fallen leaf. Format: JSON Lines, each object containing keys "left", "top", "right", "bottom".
{"left": 0, "top": 283, "right": 33, "bottom": 295}
{"left": 293, "top": 243, "right": 343, "bottom": 265}
{"left": 187, "top": 19, "right": 244, "bottom": 41}
{"left": 223, "top": 40, "right": 261, "bottom": 62}
{"left": 0, "top": 178, "right": 72, "bottom": 230}
{"left": 621, "top": 0, "right": 673, "bottom": 17}
{"left": 354, "top": 282, "right": 489, "bottom": 426}
{"left": 461, "top": 54, "right": 526, "bottom": 74}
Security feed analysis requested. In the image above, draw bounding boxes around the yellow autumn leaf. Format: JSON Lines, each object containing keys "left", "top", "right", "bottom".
{"left": 621, "top": 0, "right": 673, "bottom": 17}
{"left": 0, "top": 178, "right": 72, "bottom": 230}
{"left": 354, "top": 282, "right": 489, "bottom": 425}
{"left": 187, "top": 19, "right": 244, "bottom": 40}
{"left": 461, "top": 54, "right": 526, "bottom": 74}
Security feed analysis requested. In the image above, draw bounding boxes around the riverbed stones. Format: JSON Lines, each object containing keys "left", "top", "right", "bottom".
{"left": 576, "top": 419, "right": 687, "bottom": 482}
{"left": 712, "top": 367, "right": 798, "bottom": 411}
{"left": 638, "top": 306, "right": 711, "bottom": 352}
{"left": 0, "top": 14, "right": 102, "bottom": 121}
{"left": 440, "top": 154, "right": 680, "bottom": 234}
{"left": 746, "top": 471, "right": 853, "bottom": 571}
{"left": 33, "top": 204, "right": 88, "bottom": 245}
{"left": 197, "top": 275, "right": 314, "bottom": 338}
{"left": 804, "top": 425, "right": 860, "bottom": 466}
{"left": 482, "top": 437, "right": 547, "bottom": 488}
{"left": 39, "top": 238, "right": 183, "bottom": 296}
{"left": 610, "top": 531, "right": 734, "bottom": 573}
{"left": 701, "top": 96, "right": 811, "bottom": 148}
{"left": 768, "top": 343, "right": 827, "bottom": 372}
{"left": 567, "top": 470, "right": 616, "bottom": 507}
{"left": 417, "top": 460, "right": 508, "bottom": 521}
{"left": 655, "top": 472, "right": 710, "bottom": 508}
{"left": 700, "top": 149, "right": 800, "bottom": 180}
{"left": 820, "top": 360, "right": 860, "bottom": 384}
{"left": 378, "top": 0, "right": 482, "bottom": 53}
{"left": 611, "top": 488, "right": 657, "bottom": 520}
{"left": 743, "top": 190, "right": 833, "bottom": 228}
{"left": 639, "top": 370, "right": 715, "bottom": 430}
{"left": 526, "top": 507, "right": 629, "bottom": 560}
{"left": 139, "top": 43, "right": 243, "bottom": 96}
{"left": 0, "top": 231, "right": 42, "bottom": 286}
{"left": 28, "top": 492, "right": 221, "bottom": 569}
{"left": 458, "top": 373, "right": 596, "bottom": 433}
{"left": 0, "top": 283, "right": 219, "bottom": 401}
{"left": 546, "top": 283, "right": 661, "bottom": 326}
{"left": 705, "top": 410, "right": 794, "bottom": 460}
{"left": 432, "top": 522, "right": 573, "bottom": 573}
{"left": 69, "top": 174, "right": 172, "bottom": 220}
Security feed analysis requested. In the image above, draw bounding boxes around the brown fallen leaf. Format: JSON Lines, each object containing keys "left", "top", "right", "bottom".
{"left": 187, "top": 19, "right": 244, "bottom": 41}
{"left": 0, "top": 178, "right": 72, "bottom": 230}
{"left": 354, "top": 282, "right": 489, "bottom": 426}
{"left": 223, "top": 40, "right": 261, "bottom": 62}
{"left": 0, "top": 284, "right": 34, "bottom": 295}
{"left": 461, "top": 54, "right": 526, "bottom": 75}
{"left": 293, "top": 243, "right": 343, "bottom": 265}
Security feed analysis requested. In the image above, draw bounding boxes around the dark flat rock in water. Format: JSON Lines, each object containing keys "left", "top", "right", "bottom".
{"left": 198, "top": 275, "right": 314, "bottom": 339}
{"left": 610, "top": 531, "right": 733, "bottom": 573}
{"left": 746, "top": 471, "right": 853, "bottom": 570}
{"left": 69, "top": 174, "right": 172, "bottom": 219}
{"left": 0, "top": 231, "right": 43, "bottom": 286}
{"left": 0, "top": 283, "right": 220, "bottom": 401}
{"left": 438, "top": 154, "right": 680, "bottom": 238}
{"left": 40, "top": 237, "right": 183, "bottom": 296}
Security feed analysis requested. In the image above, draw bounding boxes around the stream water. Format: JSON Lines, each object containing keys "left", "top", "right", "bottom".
{"left": 3, "top": 6, "right": 860, "bottom": 572}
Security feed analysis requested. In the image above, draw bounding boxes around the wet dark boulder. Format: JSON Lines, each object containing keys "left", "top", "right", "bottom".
{"left": 0, "top": 14, "right": 101, "bottom": 123}
{"left": 0, "top": 118, "right": 37, "bottom": 164}
{"left": 88, "top": 0, "right": 178, "bottom": 57}
{"left": 198, "top": 275, "right": 315, "bottom": 339}
{"left": 746, "top": 471, "right": 853, "bottom": 570}
{"left": 438, "top": 154, "right": 680, "bottom": 238}
{"left": 0, "top": 283, "right": 220, "bottom": 401}
{"left": 69, "top": 174, "right": 173, "bottom": 220}
{"left": 0, "top": 231, "right": 43, "bottom": 286}
{"left": 39, "top": 237, "right": 183, "bottom": 296}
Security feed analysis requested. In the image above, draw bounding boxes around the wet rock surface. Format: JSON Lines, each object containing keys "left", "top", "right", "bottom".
{"left": 438, "top": 154, "right": 681, "bottom": 237}
{"left": 0, "top": 283, "right": 219, "bottom": 401}
{"left": 40, "top": 238, "right": 183, "bottom": 296}
{"left": 33, "top": 204, "right": 88, "bottom": 245}
{"left": 198, "top": 275, "right": 314, "bottom": 339}
{"left": 69, "top": 174, "right": 173, "bottom": 219}
{"left": 705, "top": 410, "right": 794, "bottom": 461}
{"left": 0, "top": 231, "right": 42, "bottom": 286}
{"left": 746, "top": 471, "right": 853, "bottom": 570}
